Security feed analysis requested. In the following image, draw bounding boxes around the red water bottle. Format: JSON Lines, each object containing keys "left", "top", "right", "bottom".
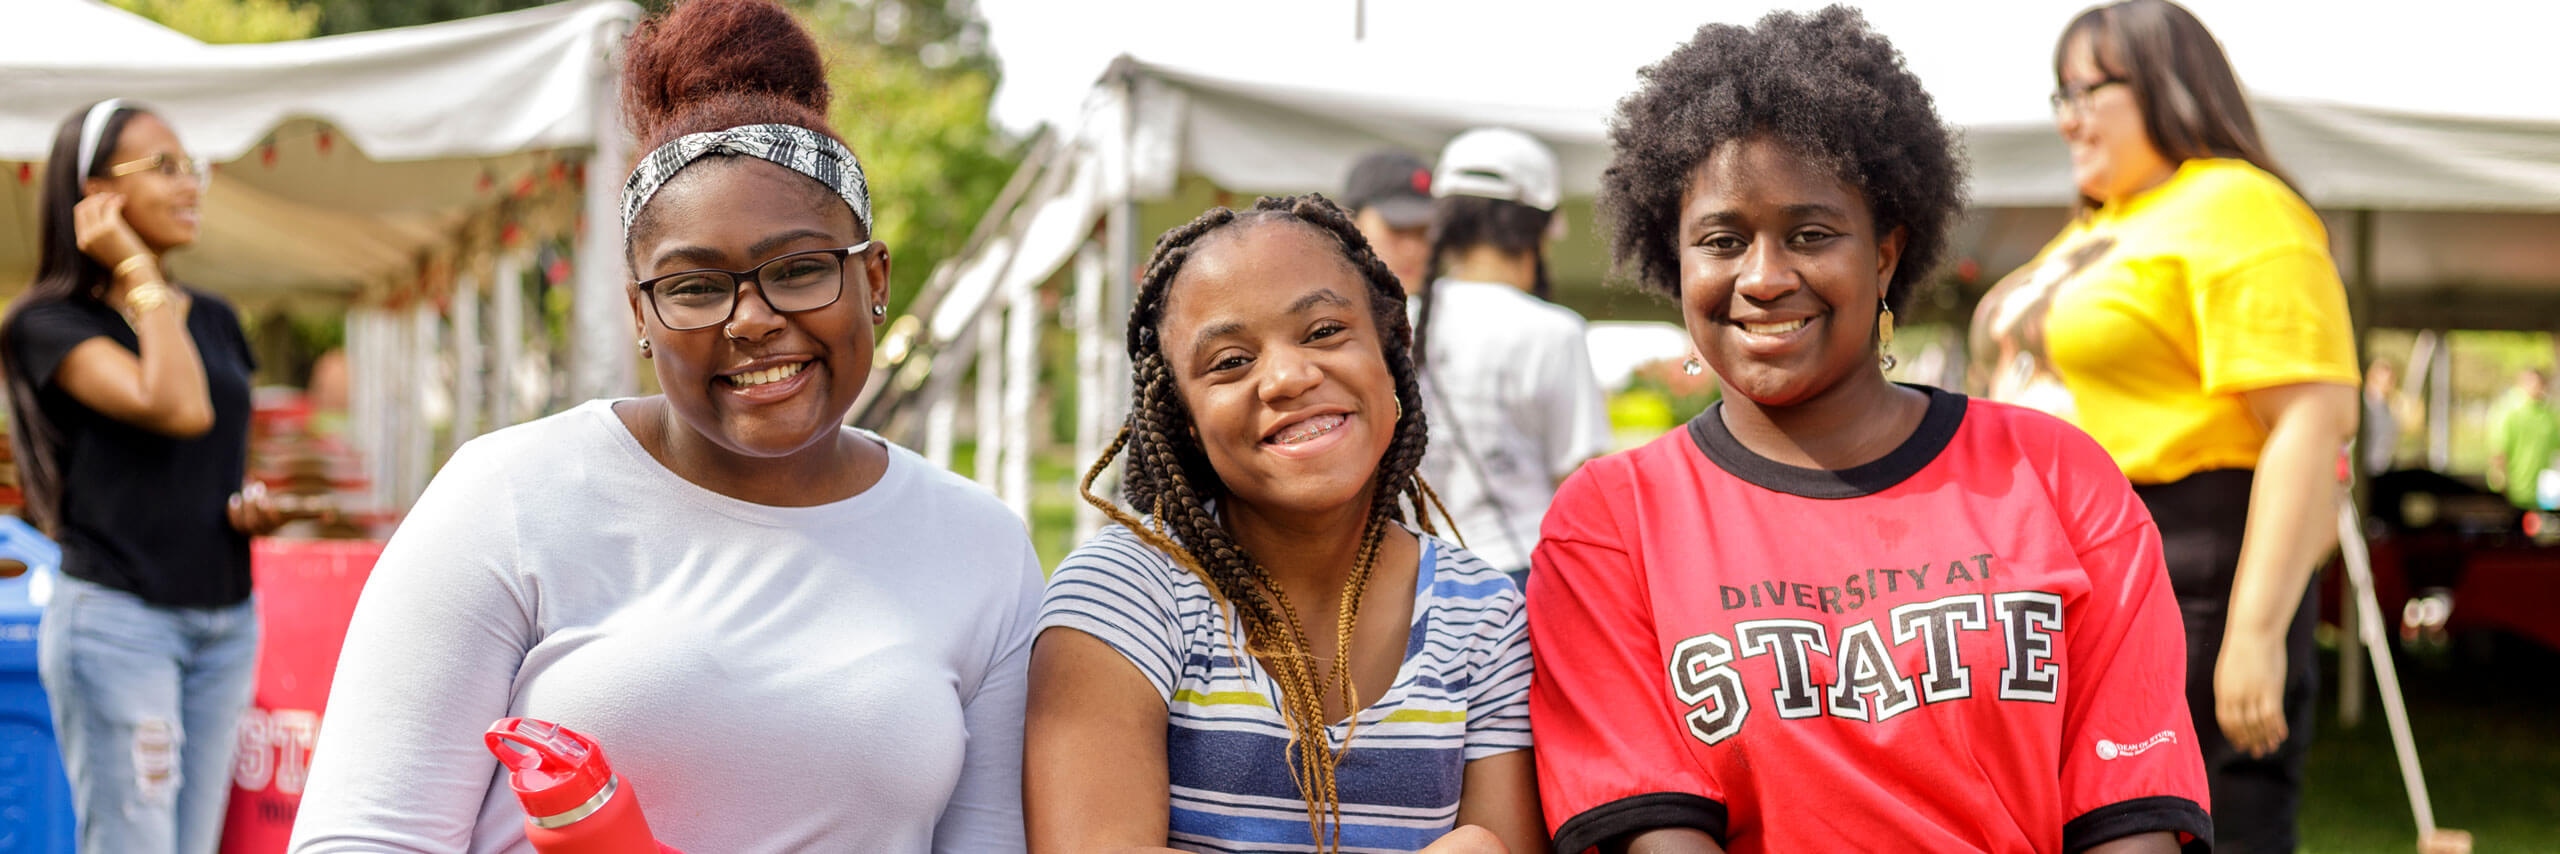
{"left": 484, "top": 718, "right": 683, "bottom": 854}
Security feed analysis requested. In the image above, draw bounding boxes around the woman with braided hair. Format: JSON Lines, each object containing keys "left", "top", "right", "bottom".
{"left": 288, "top": 1, "right": 1039, "bottom": 851}
{"left": 1026, "top": 194, "right": 1542, "bottom": 854}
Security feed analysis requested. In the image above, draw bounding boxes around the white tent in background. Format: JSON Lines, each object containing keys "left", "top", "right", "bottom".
{"left": 1, "top": 0, "right": 643, "bottom": 510}
{"left": 887, "top": 0, "right": 2560, "bottom": 529}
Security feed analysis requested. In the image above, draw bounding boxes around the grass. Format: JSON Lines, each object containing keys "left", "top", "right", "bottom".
{"left": 2298, "top": 633, "right": 2560, "bottom": 852}
{"left": 945, "top": 440, "right": 1085, "bottom": 572}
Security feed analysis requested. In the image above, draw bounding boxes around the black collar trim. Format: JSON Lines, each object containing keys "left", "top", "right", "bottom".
{"left": 1686, "top": 385, "right": 1967, "bottom": 500}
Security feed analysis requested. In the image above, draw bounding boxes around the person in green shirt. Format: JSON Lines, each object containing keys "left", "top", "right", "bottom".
{"left": 2487, "top": 368, "right": 2560, "bottom": 510}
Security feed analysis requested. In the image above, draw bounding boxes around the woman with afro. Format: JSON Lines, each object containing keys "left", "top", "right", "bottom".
{"left": 287, "top": 1, "right": 1041, "bottom": 850}
{"left": 1527, "top": 8, "right": 2210, "bottom": 853}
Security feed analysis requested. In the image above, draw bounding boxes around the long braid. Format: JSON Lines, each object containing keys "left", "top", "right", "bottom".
{"left": 1413, "top": 225, "right": 1451, "bottom": 379}
{"left": 1074, "top": 193, "right": 1438, "bottom": 851}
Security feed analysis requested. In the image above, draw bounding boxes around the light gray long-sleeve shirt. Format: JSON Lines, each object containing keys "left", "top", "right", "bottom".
{"left": 289, "top": 400, "right": 1041, "bottom": 853}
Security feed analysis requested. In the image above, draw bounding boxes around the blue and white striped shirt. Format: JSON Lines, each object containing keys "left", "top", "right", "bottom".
{"left": 1039, "top": 523, "right": 1534, "bottom": 853}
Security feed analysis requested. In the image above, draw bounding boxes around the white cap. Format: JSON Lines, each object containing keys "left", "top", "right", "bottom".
{"left": 1431, "top": 127, "right": 1561, "bottom": 212}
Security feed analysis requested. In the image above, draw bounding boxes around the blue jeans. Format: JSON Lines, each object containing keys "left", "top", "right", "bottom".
{"left": 38, "top": 574, "right": 259, "bottom": 854}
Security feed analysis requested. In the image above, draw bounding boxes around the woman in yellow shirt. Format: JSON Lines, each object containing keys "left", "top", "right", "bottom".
{"left": 1971, "top": 2, "right": 2359, "bottom": 850}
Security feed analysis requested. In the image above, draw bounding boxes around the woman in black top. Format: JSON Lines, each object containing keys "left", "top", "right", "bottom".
{"left": 3, "top": 99, "right": 288, "bottom": 853}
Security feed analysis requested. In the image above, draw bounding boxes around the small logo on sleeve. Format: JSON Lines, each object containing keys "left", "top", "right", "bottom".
{"left": 2094, "top": 730, "right": 2178, "bottom": 760}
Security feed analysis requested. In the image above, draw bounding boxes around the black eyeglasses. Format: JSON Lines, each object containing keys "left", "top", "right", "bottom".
{"left": 2049, "top": 77, "right": 2128, "bottom": 116}
{"left": 636, "top": 242, "right": 875, "bottom": 331}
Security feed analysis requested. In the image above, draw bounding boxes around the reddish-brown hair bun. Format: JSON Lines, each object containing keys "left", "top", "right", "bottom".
{"left": 620, "top": 0, "right": 841, "bottom": 152}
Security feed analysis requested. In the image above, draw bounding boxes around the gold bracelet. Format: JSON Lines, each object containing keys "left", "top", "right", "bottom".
{"left": 125, "top": 282, "right": 175, "bottom": 315}
{"left": 112, "top": 255, "right": 156, "bottom": 282}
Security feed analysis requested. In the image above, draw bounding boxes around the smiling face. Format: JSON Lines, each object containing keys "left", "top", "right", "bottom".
{"left": 626, "top": 157, "right": 889, "bottom": 461}
{"left": 2056, "top": 30, "right": 2177, "bottom": 205}
{"left": 85, "top": 113, "right": 201, "bottom": 252}
{"left": 1157, "top": 219, "right": 1401, "bottom": 519}
{"left": 1677, "top": 135, "right": 1904, "bottom": 409}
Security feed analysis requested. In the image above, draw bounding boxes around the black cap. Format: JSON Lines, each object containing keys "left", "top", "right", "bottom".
{"left": 1340, "top": 149, "right": 1434, "bottom": 228}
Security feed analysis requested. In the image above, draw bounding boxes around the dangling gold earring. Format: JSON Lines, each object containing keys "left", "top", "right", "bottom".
{"left": 637, "top": 338, "right": 652, "bottom": 358}
{"left": 1682, "top": 357, "right": 1704, "bottom": 377}
{"left": 1876, "top": 299, "right": 1897, "bottom": 371}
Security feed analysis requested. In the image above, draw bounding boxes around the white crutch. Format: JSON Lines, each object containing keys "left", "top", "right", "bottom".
{"left": 2333, "top": 494, "right": 2471, "bottom": 853}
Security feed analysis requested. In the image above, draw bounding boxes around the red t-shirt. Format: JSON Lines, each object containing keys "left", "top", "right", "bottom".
{"left": 1529, "top": 388, "right": 2210, "bottom": 853}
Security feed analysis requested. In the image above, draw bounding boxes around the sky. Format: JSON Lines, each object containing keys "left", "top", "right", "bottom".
{"left": 975, "top": 0, "right": 2560, "bottom": 134}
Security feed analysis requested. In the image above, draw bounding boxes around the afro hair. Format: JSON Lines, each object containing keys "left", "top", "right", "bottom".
{"left": 1599, "top": 5, "right": 1967, "bottom": 314}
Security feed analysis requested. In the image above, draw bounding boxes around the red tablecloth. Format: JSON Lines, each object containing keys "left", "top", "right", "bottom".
{"left": 222, "top": 538, "right": 383, "bottom": 854}
{"left": 2323, "top": 535, "right": 2560, "bottom": 654}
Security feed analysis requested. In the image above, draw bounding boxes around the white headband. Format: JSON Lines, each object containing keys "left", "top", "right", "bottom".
{"left": 620, "top": 123, "right": 872, "bottom": 236}
{"left": 75, "top": 99, "right": 129, "bottom": 180}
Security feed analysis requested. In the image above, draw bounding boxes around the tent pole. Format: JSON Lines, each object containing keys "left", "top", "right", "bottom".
{"left": 572, "top": 82, "right": 634, "bottom": 403}
{"left": 1073, "top": 242, "right": 1106, "bottom": 542}
{"left": 492, "top": 252, "right": 525, "bottom": 430}
{"left": 347, "top": 306, "right": 386, "bottom": 514}
{"left": 976, "top": 315, "right": 1002, "bottom": 488}
{"left": 371, "top": 306, "right": 402, "bottom": 511}
{"left": 406, "top": 303, "right": 439, "bottom": 508}
{"left": 1089, "top": 66, "right": 1141, "bottom": 532}
{"left": 453, "top": 265, "right": 485, "bottom": 451}
{"left": 1001, "top": 280, "right": 1037, "bottom": 523}
{"left": 2341, "top": 208, "right": 2377, "bottom": 727}
{"left": 926, "top": 385, "right": 958, "bottom": 470}
{"left": 2427, "top": 330, "right": 2451, "bottom": 471}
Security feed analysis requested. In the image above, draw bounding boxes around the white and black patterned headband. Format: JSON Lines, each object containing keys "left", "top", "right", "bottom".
{"left": 76, "top": 99, "right": 131, "bottom": 180}
{"left": 620, "top": 123, "right": 871, "bottom": 236}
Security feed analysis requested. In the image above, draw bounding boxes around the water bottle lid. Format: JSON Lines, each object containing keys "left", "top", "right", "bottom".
{"left": 485, "top": 717, "right": 618, "bottom": 819}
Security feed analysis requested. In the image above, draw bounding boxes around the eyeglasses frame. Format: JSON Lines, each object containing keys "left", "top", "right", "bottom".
{"left": 2049, "top": 77, "right": 2129, "bottom": 117}
{"left": 635, "top": 241, "right": 880, "bottom": 332}
{"left": 105, "top": 152, "right": 210, "bottom": 192}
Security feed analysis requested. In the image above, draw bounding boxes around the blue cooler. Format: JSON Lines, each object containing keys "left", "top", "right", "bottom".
{"left": 0, "top": 516, "right": 73, "bottom": 853}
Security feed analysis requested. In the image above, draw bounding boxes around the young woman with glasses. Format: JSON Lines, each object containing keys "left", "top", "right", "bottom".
{"left": 288, "top": 1, "right": 1040, "bottom": 850}
{"left": 3, "top": 99, "right": 290, "bottom": 854}
{"left": 1972, "top": 3, "right": 2360, "bottom": 849}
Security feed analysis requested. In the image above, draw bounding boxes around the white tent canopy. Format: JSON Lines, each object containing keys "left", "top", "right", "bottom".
{"left": 952, "top": 0, "right": 2560, "bottom": 328}
{"left": 3, "top": 0, "right": 634, "bottom": 164}
{"left": 4, "top": 0, "right": 638, "bottom": 305}
{"left": 2, "top": 0, "right": 644, "bottom": 508}
{"left": 885, "top": 0, "right": 2560, "bottom": 525}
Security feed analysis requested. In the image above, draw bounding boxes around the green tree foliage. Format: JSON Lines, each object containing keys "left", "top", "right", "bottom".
{"left": 301, "top": 0, "right": 1019, "bottom": 315}
{"left": 307, "top": 0, "right": 551, "bottom": 35}
{"left": 110, "top": 0, "right": 320, "bottom": 43}
{"left": 795, "top": 0, "right": 1017, "bottom": 317}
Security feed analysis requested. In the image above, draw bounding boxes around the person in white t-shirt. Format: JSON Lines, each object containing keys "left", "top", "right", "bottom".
{"left": 1410, "top": 128, "right": 1613, "bottom": 585}
{"left": 286, "top": 2, "right": 1040, "bottom": 851}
